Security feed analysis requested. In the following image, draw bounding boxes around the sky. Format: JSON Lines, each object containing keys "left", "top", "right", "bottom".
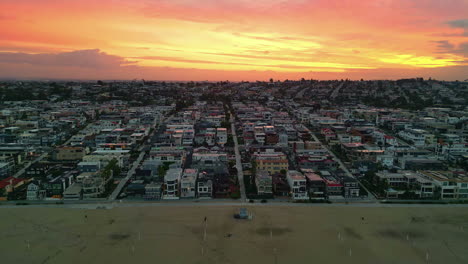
{"left": 0, "top": 0, "right": 467, "bottom": 81}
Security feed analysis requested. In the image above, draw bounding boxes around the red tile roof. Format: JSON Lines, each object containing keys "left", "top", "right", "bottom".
{"left": 0, "top": 177, "right": 25, "bottom": 189}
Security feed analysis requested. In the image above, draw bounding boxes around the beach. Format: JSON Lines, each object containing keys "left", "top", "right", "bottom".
{"left": 1, "top": 205, "right": 467, "bottom": 264}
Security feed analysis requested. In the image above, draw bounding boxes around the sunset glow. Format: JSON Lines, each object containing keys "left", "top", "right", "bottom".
{"left": 0, "top": 0, "right": 467, "bottom": 80}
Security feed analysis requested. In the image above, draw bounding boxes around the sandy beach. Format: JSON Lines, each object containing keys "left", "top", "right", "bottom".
{"left": 1, "top": 205, "right": 467, "bottom": 264}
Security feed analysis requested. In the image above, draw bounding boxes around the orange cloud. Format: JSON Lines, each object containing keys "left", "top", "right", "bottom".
{"left": 0, "top": 0, "right": 467, "bottom": 80}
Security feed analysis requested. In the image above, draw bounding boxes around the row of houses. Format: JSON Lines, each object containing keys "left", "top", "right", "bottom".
{"left": 376, "top": 170, "right": 468, "bottom": 200}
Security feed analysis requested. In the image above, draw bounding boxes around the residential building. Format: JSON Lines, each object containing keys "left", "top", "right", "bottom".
{"left": 149, "top": 146, "right": 187, "bottom": 167}
{"left": 216, "top": 128, "right": 228, "bottom": 145}
{"left": 255, "top": 170, "right": 273, "bottom": 195}
{"left": 53, "top": 146, "right": 86, "bottom": 161}
{"left": 398, "top": 128, "right": 432, "bottom": 146}
{"left": 163, "top": 168, "right": 182, "bottom": 199}
{"left": 26, "top": 182, "right": 43, "bottom": 200}
{"left": 341, "top": 176, "right": 360, "bottom": 197}
{"left": 304, "top": 171, "right": 326, "bottom": 199}
{"left": 144, "top": 182, "right": 162, "bottom": 200}
{"left": 322, "top": 175, "right": 343, "bottom": 197}
{"left": 286, "top": 170, "right": 308, "bottom": 200}
{"left": 181, "top": 169, "right": 198, "bottom": 198}
{"left": 254, "top": 151, "right": 289, "bottom": 175}
{"left": 0, "top": 162, "right": 11, "bottom": 178}
{"left": 419, "top": 171, "right": 468, "bottom": 200}
{"left": 77, "top": 161, "right": 102, "bottom": 173}
{"left": 197, "top": 172, "right": 213, "bottom": 198}
{"left": 63, "top": 183, "right": 82, "bottom": 200}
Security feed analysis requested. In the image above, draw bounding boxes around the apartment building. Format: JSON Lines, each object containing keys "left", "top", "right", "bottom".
{"left": 286, "top": 170, "right": 308, "bottom": 200}
{"left": 180, "top": 169, "right": 198, "bottom": 198}
{"left": 419, "top": 171, "right": 468, "bottom": 200}
{"left": 254, "top": 151, "right": 289, "bottom": 175}
{"left": 197, "top": 172, "right": 213, "bottom": 198}
{"left": 255, "top": 170, "right": 273, "bottom": 195}
{"left": 304, "top": 171, "right": 326, "bottom": 199}
{"left": 163, "top": 168, "right": 182, "bottom": 199}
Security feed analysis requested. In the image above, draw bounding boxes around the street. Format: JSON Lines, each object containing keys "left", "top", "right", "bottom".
{"left": 308, "top": 129, "right": 377, "bottom": 201}
{"left": 108, "top": 151, "right": 145, "bottom": 200}
{"left": 2, "top": 199, "right": 468, "bottom": 209}
{"left": 230, "top": 112, "right": 247, "bottom": 201}
{"left": 12, "top": 151, "right": 49, "bottom": 178}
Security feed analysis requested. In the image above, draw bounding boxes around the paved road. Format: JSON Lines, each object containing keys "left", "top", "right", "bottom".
{"left": 13, "top": 123, "right": 93, "bottom": 178}
{"left": 63, "top": 123, "right": 93, "bottom": 146}
{"left": 12, "top": 152, "right": 49, "bottom": 178}
{"left": 3, "top": 200, "right": 468, "bottom": 209}
{"left": 330, "top": 82, "right": 344, "bottom": 99}
{"left": 310, "top": 132, "right": 377, "bottom": 201}
{"left": 108, "top": 151, "right": 145, "bottom": 200}
{"left": 230, "top": 112, "right": 247, "bottom": 201}
{"left": 108, "top": 115, "right": 170, "bottom": 200}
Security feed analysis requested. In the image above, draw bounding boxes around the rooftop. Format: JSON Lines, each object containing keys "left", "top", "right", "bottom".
{"left": 304, "top": 173, "right": 323, "bottom": 182}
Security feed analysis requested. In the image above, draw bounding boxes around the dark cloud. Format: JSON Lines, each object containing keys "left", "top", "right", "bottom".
{"left": 134, "top": 55, "right": 240, "bottom": 65}
{"left": 446, "top": 19, "right": 468, "bottom": 36}
{"left": 447, "top": 19, "right": 468, "bottom": 29}
{"left": 132, "top": 55, "right": 337, "bottom": 70}
{"left": 432, "top": 40, "right": 455, "bottom": 50}
{"left": 0, "top": 48, "right": 466, "bottom": 81}
{"left": 456, "top": 42, "right": 468, "bottom": 56}
{"left": 0, "top": 49, "right": 135, "bottom": 68}
{"left": 432, "top": 40, "right": 468, "bottom": 57}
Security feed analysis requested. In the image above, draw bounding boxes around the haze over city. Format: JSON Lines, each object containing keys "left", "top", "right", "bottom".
{"left": 1, "top": 0, "right": 467, "bottom": 81}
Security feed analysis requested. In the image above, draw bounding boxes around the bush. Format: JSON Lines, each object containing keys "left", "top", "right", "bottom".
{"left": 260, "top": 199, "right": 267, "bottom": 203}
{"left": 249, "top": 199, "right": 254, "bottom": 203}
{"left": 230, "top": 191, "right": 240, "bottom": 199}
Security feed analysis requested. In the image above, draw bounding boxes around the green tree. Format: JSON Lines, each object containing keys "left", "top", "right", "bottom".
{"left": 221, "top": 120, "right": 230, "bottom": 129}
{"left": 251, "top": 160, "right": 257, "bottom": 175}
{"left": 101, "top": 158, "right": 120, "bottom": 180}
{"left": 226, "top": 135, "right": 234, "bottom": 147}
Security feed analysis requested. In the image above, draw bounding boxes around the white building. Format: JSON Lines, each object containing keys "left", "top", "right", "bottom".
{"left": 418, "top": 171, "right": 468, "bottom": 200}
{"left": 286, "top": 170, "right": 308, "bottom": 200}
{"left": 338, "top": 134, "right": 361, "bottom": 144}
{"left": 163, "top": 168, "right": 182, "bottom": 199}
{"left": 436, "top": 143, "right": 468, "bottom": 161}
{"left": 398, "top": 128, "right": 432, "bottom": 147}
{"left": 26, "top": 182, "right": 41, "bottom": 200}
{"left": 376, "top": 155, "right": 394, "bottom": 168}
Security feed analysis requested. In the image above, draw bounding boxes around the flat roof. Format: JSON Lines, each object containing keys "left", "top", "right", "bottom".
{"left": 63, "top": 183, "right": 82, "bottom": 194}
{"left": 305, "top": 173, "right": 323, "bottom": 182}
